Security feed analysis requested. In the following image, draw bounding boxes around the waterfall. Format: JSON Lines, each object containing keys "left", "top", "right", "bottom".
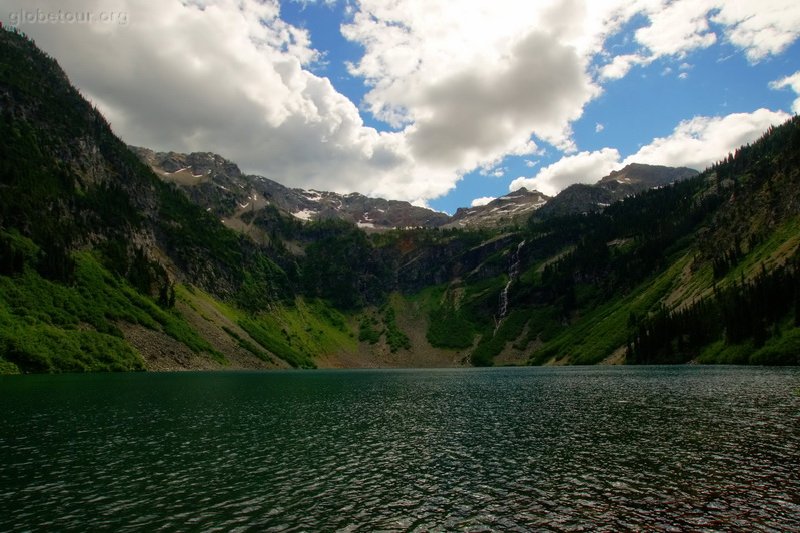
{"left": 496, "top": 239, "right": 525, "bottom": 330}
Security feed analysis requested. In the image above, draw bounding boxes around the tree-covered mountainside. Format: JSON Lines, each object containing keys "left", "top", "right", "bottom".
{"left": 392, "top": 120, "right": 800, "bottom": 367}
{"left": 1, "top": 27, "right": 798, "bottom": 373}
{"left": 0, "top": 28, "right": 301, "bottom": 373}
{"left": 534, "top": 163, "right": 699, "bottom": 219}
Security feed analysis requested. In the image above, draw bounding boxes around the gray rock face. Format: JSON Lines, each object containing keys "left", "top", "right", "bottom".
{"left": 534, "top": 184, "right": 617, "bottom": 218}
{"left": 133, "top": 147, "right": 699, "bottom": 232}
{"left": 388, "top": 233, "right": 519, "bottom": 293}
{"left": 597, "top": 163, "right": 699, "bottom": 192}
{"left": 443, "top": 188, "right": 551, "bottom": 229}
{"left": 131, "top": 147, "right": 449, "bottom": 230}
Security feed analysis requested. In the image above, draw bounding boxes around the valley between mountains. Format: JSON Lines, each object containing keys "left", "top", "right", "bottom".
{"left": 1, "top": 28, "right": 799, "bottom": 373}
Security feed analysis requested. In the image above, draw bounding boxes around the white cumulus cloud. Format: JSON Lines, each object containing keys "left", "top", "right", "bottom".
{"left": 342, "top": 1, "right": 601, "bottom": 169}
{"left": 712, "top": 0, "right": 800, "bottom": 61}
{"left": 599, "top": 53, "right": 651, "bottom": 80}
{"left": 510, "top": 148, "right": 621, "bottom": 196}
{"left": 622, "top": 109, "right": 791, "bottom": 169}
{"left": 599, "top": 0, "right": 800, "bottom": 77}
{"left": 4, "top": 0, "right": 459, "bottom": 201}
{"left": 633, "top": 0, "right": 717, "bottom": 58}
{"left": 470, "top": 196, "right": 496, "bottom": 207}
{"left": 511, "top": 109, "right": 791, "bottom": 196}
{"left": 6, "top": 0, "right": 799, "bottom": 207}
{"left": 770, "top": 71, "right": 800, "bottom": 113}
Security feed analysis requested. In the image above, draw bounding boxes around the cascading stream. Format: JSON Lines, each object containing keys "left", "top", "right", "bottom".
{"left": 495, "top": 239, "right": 525, "bottom": 333}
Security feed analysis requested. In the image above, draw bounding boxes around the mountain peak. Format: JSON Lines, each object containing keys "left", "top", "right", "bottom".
{"left": 132, "top": 147, "right": 449, "bottom": 232}
{"left": 443, "top": 188, "right": 551, "bottom": 228}
{"left": 599, "top": 162, "right": 699, "bottom": 187}
{"left": 536, "top": 162, "right": 700, "bottom": 218}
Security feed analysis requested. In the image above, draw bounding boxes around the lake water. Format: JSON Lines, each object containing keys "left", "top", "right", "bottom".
{"left": 1, "top": 366, "right": 798, "bottom": 531}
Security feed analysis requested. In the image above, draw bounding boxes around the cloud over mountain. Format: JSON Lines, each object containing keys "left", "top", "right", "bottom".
{"left": 511, "top": 109, "right": 790, "bottom": 195}
{"left": 6, "top": 0, "right": 799, "bottom": 205}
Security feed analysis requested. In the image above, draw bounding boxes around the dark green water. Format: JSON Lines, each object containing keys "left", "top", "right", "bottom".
{"left": 1, "top": 366, "right": 798, "bottom": 531}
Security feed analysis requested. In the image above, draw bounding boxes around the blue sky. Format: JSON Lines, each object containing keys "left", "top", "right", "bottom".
{"left": 283, "top": 0, "right": 800, "bottom": 213}
{"left": 7, "top": 0, "right": 800, "bottom": 214}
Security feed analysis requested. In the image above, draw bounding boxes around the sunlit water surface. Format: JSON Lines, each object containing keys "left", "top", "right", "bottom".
{"left": 1, "top": 366, "right": 798, "bottom": 531}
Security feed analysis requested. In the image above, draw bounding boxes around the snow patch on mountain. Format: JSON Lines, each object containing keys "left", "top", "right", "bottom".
{"left": 292, "top": 209, "right": 317, "bottom": 221}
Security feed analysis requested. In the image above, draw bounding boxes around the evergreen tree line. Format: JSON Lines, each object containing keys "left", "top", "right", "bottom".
{"left": 711, "top": 116, "right": 800, "bottom": 187}
{"left": 534, "top": 175, "right": 721, "bottom": 311}
{"left": 628, "top": 253, "right": 800, "bottom": 364}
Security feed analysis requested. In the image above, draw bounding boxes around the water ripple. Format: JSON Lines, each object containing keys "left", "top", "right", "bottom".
{"left": 1, "top": 366, "right": 798, "bottom": 531}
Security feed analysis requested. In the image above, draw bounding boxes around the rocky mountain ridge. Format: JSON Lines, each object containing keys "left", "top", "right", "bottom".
{"left": 536, "top": 163, "right": 699, "bottom": 218}
{"left": 132, "top": 147, "right": 449, "bottom": 233}
{"left": 133, "top": 148, "right": 697, "bottom": 231}
{"left": 443, "top": 188, "right": 551, "bottom": 228}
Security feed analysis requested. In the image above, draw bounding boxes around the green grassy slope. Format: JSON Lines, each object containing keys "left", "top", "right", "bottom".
{"left": 0, "top": 242, "right": 366, "bottom": 374}
{"left": 0, "top": 249, "right": 219, "bottom": 373}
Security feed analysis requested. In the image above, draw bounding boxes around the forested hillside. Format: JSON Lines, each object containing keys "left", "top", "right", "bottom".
{"left": 1, "top": 27, "right": 798, "bottom": 373}
{"left": 0, "top": 28, "right": 300, "bottom": 372}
